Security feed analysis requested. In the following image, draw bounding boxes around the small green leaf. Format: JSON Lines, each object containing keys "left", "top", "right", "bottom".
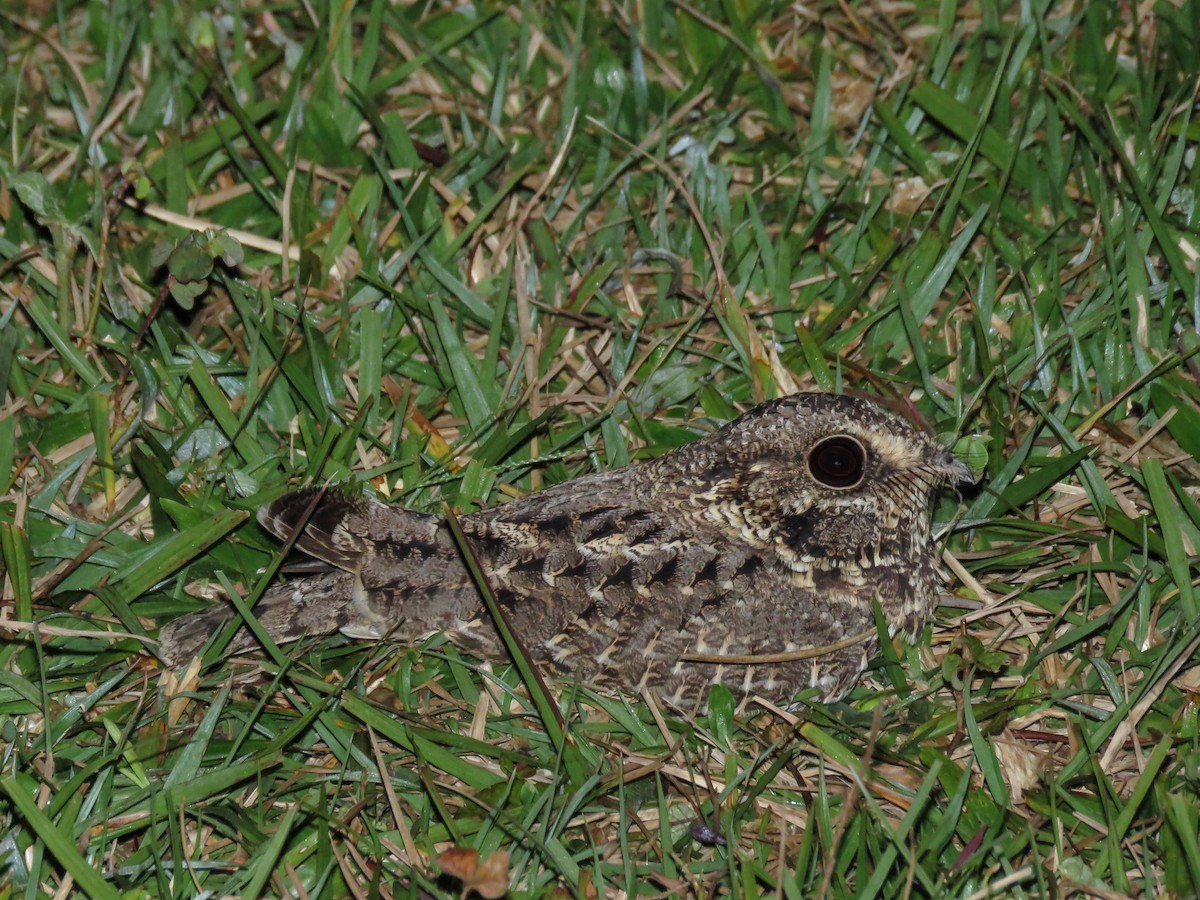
{"left": 952, "top": 434, "right": 989, "bottom": 478}
{"left": 167, "top": 240, "right": 216, "bottom": 282}
{"left": 150, "top": 239, "right": 174, "bottom": 268}
{"left": 168, "top": 278, "right": 206, "bottom": 310}
{"left": 11, "top": 172, "right": 65, "bottom": 221}
{"left": 705, "top": 683, "right": 736, "bottom": 749}
{"left": 212, "top": 231, "right": 245, "bottom": 266}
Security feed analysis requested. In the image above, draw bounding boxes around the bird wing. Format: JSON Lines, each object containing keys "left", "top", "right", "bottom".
{"left": 156, "top": 569, "right": 362, "bottom": 666}
{"left": 457, "top": 476, "right": 764, "bottom": 673}
{"left": 258, "top": 487, "right": 445, "bottom": 572}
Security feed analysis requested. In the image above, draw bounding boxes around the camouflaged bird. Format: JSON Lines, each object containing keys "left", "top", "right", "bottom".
{"left": 158, "top": 393, "right": 972, "bottom": 703}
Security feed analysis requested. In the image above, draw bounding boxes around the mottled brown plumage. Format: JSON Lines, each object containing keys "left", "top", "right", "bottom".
{"left": 158, "top": 393, "right": 971, "bottom": 703}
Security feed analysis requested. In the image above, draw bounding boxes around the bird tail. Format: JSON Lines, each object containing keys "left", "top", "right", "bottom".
{"left": 156, "top": 569, "right": 358, "bottom": 666}
{"left": 157, "top": 488, "right": 450, "bottom": 667}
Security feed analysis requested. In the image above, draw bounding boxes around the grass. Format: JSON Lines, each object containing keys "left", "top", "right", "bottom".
{"left": 3, "top": 0, "right": 1200, "bottom": 896}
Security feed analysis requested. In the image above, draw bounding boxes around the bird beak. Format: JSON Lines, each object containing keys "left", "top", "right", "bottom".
{"left": 932, "top": 450, "right": 976, "bottom": 485}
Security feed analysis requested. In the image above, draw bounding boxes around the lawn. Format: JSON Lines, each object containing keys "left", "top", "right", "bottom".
{"left": 3, "top": 0, "right": 1200, "bottom": 897}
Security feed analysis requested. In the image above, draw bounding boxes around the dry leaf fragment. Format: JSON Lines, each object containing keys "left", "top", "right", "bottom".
{"left": 435, "top": 846, "right": 511, "bottom": 899}
{"left": 992, "top": 729, "right": 1046, "bottom": 805}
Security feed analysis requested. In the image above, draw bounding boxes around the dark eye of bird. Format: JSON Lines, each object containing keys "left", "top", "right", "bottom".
{"left": 807, "top": 435, "right": 867, "bottom": 489}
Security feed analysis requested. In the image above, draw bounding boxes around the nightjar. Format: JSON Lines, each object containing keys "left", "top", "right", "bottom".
{"left": 158, "top": 393, "right": 972, "bottom": 703}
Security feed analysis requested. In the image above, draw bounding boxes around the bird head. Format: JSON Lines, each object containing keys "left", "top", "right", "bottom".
{"left": 674, "top": 392, "right": 972, "bottom": 570}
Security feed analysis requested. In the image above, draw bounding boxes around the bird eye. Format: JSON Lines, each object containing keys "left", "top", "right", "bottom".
{"left": 807, "top": 435, "right": 867, "bottom": 489}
